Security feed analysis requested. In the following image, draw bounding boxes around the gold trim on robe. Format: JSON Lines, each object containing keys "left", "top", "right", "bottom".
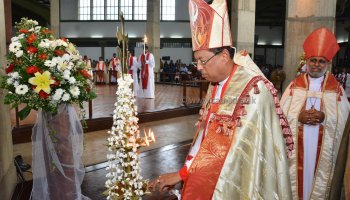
{"left": 182, "top": 52, "right": 293, "bottom": 199}
{"left": 280, "top": 72, "right": 350, "bottom": 200}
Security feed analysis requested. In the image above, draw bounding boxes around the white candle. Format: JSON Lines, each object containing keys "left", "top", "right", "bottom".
{"left": 143, "top": 34, "right": 146, "bottom": 55}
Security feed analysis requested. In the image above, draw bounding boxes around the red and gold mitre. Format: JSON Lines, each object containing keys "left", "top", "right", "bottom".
{"left": 189, "top": 0, "right": 232, "bottom": 51}
{"left": 303, "top": 27, "right": 340, "bottom": 61}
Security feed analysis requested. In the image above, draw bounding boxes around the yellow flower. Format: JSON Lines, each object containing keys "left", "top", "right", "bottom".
{"left": 67, "top": 43, "right": 76, "bottom": 53}
{"left": 29, "top": 71, "right": 55, "bottom": 94}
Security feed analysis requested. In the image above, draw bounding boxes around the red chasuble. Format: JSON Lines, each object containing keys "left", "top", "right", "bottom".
{"left": 140, "top": 53, "right": 150, "bottom": 89}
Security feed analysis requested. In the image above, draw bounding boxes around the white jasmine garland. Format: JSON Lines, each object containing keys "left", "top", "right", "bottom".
{"left": 106, "top": 74, "right": 147, "bottom": 199}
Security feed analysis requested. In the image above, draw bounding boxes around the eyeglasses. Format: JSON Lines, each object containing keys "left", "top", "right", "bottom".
{"left": 309, "top": 58, "right": 328, "bottom": 65}
{"left": 192, "top": 51, "right": 222, "bottom": 68}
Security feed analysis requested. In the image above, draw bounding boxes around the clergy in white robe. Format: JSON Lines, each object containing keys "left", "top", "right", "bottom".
{"left": 148, "top": 0, "right": 294, "bottom": 199}
{"left": 109, "top": 53, "right": 120, "bottom": 84}
{"left": 138, "top": 46, "right": 155, "bottom": 99}
{"left": 95, "top": 57, "right": 106, "bottom": 84}
{"left": 83, "top": 55, "right": 93, "bottom": 81}
{"left": 281, "top": 27, "right": 350, "bottom": 200}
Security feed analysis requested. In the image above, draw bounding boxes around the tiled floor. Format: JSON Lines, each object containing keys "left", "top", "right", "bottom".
{"left": 11, "top": 84, "right": 205, "bottom": 126}
{"left": 12, "top": 141, "right": 190, "bottom": 200}
{"left": 13, "top": 114, "right": 198, "bottom": 182}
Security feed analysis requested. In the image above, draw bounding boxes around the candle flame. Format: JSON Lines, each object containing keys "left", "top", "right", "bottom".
{"left": 148, "top": 129, "right": 155, "bottom": 142}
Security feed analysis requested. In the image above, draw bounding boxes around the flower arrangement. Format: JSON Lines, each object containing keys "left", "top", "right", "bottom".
{"left": 0, "top": 18, "right": 96, "bottom": 120}
{"left": 105, "top": 74, "right": 149, "bottom": 199}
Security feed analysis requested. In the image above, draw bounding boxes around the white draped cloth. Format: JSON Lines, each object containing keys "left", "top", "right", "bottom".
{"left": 31, "top": 104, "right": 89, "bottom": 200}
{"left": 129, "top": 56, "right": 139, "bottom": 96}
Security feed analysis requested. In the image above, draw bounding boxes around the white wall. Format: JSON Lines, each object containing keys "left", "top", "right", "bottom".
{"left": 105, "top": 47, "right": 119, "bottom": 60}
{"left": 76, "top": 47, "right": 101, "bottom": 61}
{"left": 60, "top": 21, "right": 191, "bottom": 38}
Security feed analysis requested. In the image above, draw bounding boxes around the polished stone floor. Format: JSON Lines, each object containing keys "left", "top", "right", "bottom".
{"left": 82, "top": 141, "right": 191, "bottom": 200}
{"left": 13, "top": 114, "right": 198, "bottom": 178}
{"left": 11, "top": 84, "right": 204, "bottom": 126}
{"left": 12, "top": 140, "right": 191, "bottom": 200}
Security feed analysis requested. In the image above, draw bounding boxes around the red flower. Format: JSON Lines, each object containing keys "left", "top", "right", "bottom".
{"left": 27, "top": 46, "right": 38, "bottom": 54}
{"left": 80, "top": 70, "right": 91, "bottom": 79}
{"left": 19, "top": 29, "right": 29, "bottom": 34}
{"left": 86, "top": 87, "right": 91, "bottom": 93}
{"left": 5, "top": 64, "right": 15, "bottom": 74}
{"left": 26, "top": 33, "right": 36, "bottom": 44}
{"left": 38, "top": 90, "right": 49, "bottom": 99}
{"left": 26, "top": 66, "right": 38, "bottom": 74}
{"left": 61, "top": 38, "right": 68, "bottom": 42}
{"left": 38, "top": 54, "right": 47, "bottom": 60}
{"left": 54, "top": 50, "right": 65, "bottom": 56}
{"left": 50, "top": 77, "right": 60, "bottom": 87}
{"left": 42, "top": 29, "right": 52, "bottom": 34}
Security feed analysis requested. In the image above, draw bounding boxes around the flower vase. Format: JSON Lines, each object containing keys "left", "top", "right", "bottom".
{"left": 31, "top": 104, "right": 89, "bottom": 200}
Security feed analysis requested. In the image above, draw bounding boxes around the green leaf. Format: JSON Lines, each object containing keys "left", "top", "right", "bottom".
{"left": 18, "top": 106, "right": 31, "bottom": 120}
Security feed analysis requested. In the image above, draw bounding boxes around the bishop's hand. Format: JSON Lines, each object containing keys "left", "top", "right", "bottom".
{"left": 148, "top": 172, "right": 182, "bottom": 192}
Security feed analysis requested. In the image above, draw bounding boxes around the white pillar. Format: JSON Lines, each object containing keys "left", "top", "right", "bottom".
{"left": 146, "top": 0, "right": 160, "bottom": 80}
{"left": 50, "top": 0, "right": 60, "bottom": 37}
{"left": 0, "top": 0, "right": 17, "bottom": 198}
{"left": 283, "top": 0, "right": 337, "bottom": 89}
{"left": 231, "top": 0, "right": 256, "bottom": 57}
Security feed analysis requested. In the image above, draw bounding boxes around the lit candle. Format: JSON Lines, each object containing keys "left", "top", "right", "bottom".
{"left": 148, "top": 129, "right": 155, "bottom": 142}
{"left": 145, "top": 135, "right": 149, "bottom": 146}
{"left": 143, "top": 34, "right": 147, "bottom": 55}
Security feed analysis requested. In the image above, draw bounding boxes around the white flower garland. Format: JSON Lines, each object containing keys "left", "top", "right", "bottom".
{"left": 106, "top": 74, "right": 147, "bottom": 200}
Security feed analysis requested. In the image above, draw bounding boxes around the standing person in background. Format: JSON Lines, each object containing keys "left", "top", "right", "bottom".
{"left": 280, "top": 27, "right": 350, "bottom": 200}
{"left": 109, "top": 53, "right": 120, "bottom": 84}
{"left": 83, "top": 55, "right": 93, "bottom": 81}
{"left": 95, "top": 57, "right": 106, "bottom": 84}
{"left": 138, "top": 45, "right": 155, "bottom": 99}
{"left": 128, "top": 51, "right": 139, "bottom": 96}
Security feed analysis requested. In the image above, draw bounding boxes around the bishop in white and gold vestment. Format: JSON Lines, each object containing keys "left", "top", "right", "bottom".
{"left": 281, "top": 27, "right": 350, "bottom": 200}
{"left": 149, "top": 0, "right": 294, "bottom": 199}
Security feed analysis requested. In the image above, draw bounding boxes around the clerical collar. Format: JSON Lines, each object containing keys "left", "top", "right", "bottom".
{"left": 308, "top": 74, "right": 324, "bottom": 83}
{"left": 217, "top": 76, "right": 229, "bottom": 86}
